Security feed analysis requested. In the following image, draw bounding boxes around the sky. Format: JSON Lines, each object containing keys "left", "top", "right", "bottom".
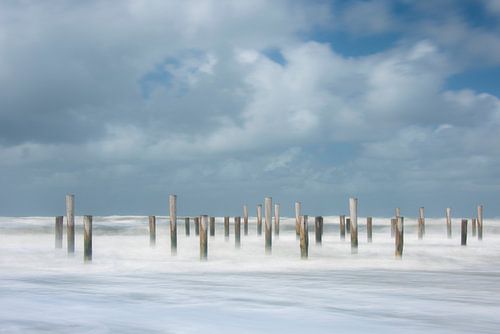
{"left": 1, "top": 0, "right": 499, "bottom": 218}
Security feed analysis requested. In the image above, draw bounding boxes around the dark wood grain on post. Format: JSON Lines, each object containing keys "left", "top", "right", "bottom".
{"left": 295, "top": 202, "right": 301, "bottom": 238}
{"left": 274, "top": 203, "right": 280, "bottom": 236}
{"left": 224, "top": 216, "right": 230, "bottom": 240}
{"left": 418, "top": 207, "right": 425, "bottom": 239}
{"left": 265, "top": 197, "right": 272, "bottom": 254}
{"left": 367, "top": 216, "right": 372, "bottom": 243}
{"left": 461, "top": 219, "right": 468, "bottom": 246}
{"left": 346, "top": 218, "right": 351, "bottom": 234}
{"left": 299, "top": 215, "right": 308, "bottom": 259}
{"left": 395, "top": 216, "right": 404, "bottom": 258}
{"left": 185, "top": 217, "right": 190, "bottom": 236}
{"left": 194, "top": 216, "right": 200, "bottom": 236}
{"left": 315, "top": 216, "right": 322, "bottom": 245}
{"left": 169, "top": 194, "right": 177, "bottom": 255}
{"left": 472, "top": 218, "right": 477, "bottom": 237}
{"left": 243, "top": 205, "right": 249, "bottom": 235}
{"left": 257, "top": 205, "right": 262, "bottom": 236}
{"left": 200, "top": 215, "right": 208, "bottom": 260}
{"left": 349, "top": 198, "right": 358, "bottom": 254}
{"left": 339, "top": 215, "right": 346, "bottom": 240}
{"left": 149, "top": 216, "right": 156, "bottom": 247}
{"left": 446, "top": 208, "right": 452, "bottom": 239}
{"left": 66, "top": 194, "right": 75, "bottom": 254}
{"left": 83, "top": 215, "right": 92, "bottom": 262}
{"left": 235, "top": 216, "right": 241, "bottom": 248}
{"left": 55, "top": 216, "right": 63, "bottom": 248}
{"left": 391, "top": 218, "right": 396, "bottom": 238}
{"left": 477, "top": 205, "right": 483, "bottom": 240}
{"left": 210, "top": 217, "right": 215, "bottom": 237}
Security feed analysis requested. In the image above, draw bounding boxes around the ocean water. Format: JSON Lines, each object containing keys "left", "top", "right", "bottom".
{"left": 1, "top": 216, "right": 499, "bottom": 333}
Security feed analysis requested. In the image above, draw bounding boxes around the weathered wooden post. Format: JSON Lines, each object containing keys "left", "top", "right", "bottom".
{"left": 395, "top": 207, "right": 401, "bottom": 218}
{"left": 149, "top": 216, "right": 156, "bottom": 247}
{"left": 194, "top": 216, "right": 200, "bottom": 236}
{"left": 257, "top": 205, "right": 262, "bottom": 236}
{"left": 209, "top": 217, "right": 215, "bottom": 237}
{"left": 391, "top": 218, "right": 396, "bottom": 238}
{"left": 295, "top": 201, "right": 301, "bottom": 238}
{"left": 461, "top": 219, "right": 468, "bottom": 246}
{"left": 315, "top": 216, "right": 323, "bottom": 245}
{"left": 83, "top": 215, "right": 92, "bottom": 262}
{"left": 55, "top": 216, "right": 63, "bottom": 248}
{"left": 66, "top": 194, "right": 75, "bottom": 254}
{"left": 477, "top": 205, "right": 483, "bottom": 240}
{"left": 274, "top": 203, "right": 280, "bottom": 236}
{"left": 395, "top": 216, "right": 404, "bottom": 258}
{"left": 224, "top": 216, "right": 230, "bottom": 240}
{"left": 299, "top": 215, "right": 308, "bottom": 259}
{"left": 446, "top": 208, "right": 452, "bottom": 238}
{"left": 169, "top": 194, "right": 177, "bottom": 255}
{"left": 265, "top": 197, "right": 272, "bottom": 254}
{"left": 472, "top": 218, "right": 477, "bottom": 237}
{"left": 243, "top": 205, "right": 249, "bottom": 235}
{"left": 349, "top": 198, "right": 358, "bottom": 254}
{"left": 367, "top": 216, "right": 372, "bottom": 243}
{"left": 418, "top": 207, "right": 425, "bottom": 239}
{"left": 346, "top": 218, "right": 351, "bottom": 234}
{"left": 339, "top": 215, "right": 346, "bottom": 240}
{"left": 200, "top": 215, "right": 208, "bottom": 260}
{"left": 235, "top": 216, "right": 241, "bottom": 248}
{"left": 185, "top": 217, "right": 190, "bottom": 236}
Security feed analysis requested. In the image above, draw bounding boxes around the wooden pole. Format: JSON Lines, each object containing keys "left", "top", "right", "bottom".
{"left": 346, "top": 218, "right": 351, "bottom": 234}
{"left": 235, "top": 216, "right": 241, "bottom": 248}
{"left": 257, "top": 205, "right": 262, "bottom": 236}
{"left": 194, "top": 216, "right": 200, "bottom": 236}
{"left": 55, "top": 216, "right": 63, "bottom": 248}
{"left": 395, "top": 207, "right": 401, "bottom": 218}
{"left": 224, "top": 216, "right": 230, "bottom": 240}
{"left": 446, "top": 208, "right": 452, "bottom": 239}
{"left": 461, "top": 219, "right": 468, "bottom": 246}
{"left": 200, "top": 215, "right": 208, "bottom": 260}
{"left": 472, "top": 218, "right": 477, "bottom": 237}
{"left": 83, "top": 215, "right": 92, "bottom": 262}
{"left": 209, "top": 217, "right": 215, "bottom": 237}
{"left": 295, "top": 201, "right": 301, "bottom": 238}
{"left": 339, "top": 215, "right": 346, "bottom": 240}
{"left": 185, "top": 217, "right": 190, "bottom": 236}
{"left": 391, "top": 218, "right": 396, "bottom": 238}
{"left": 243, "top": 205, "right": 249, "bottom": 235}
{"left": 169, "top": 194, "right": 177, "bottom": 255}
{"left": 148, "top": 216, "right": 156, "bottom": 247}
{"left": 395, "top": 216, "right": 404, "bottom": 258}
{"left": 315, "top": 216, "right": 322, "bottom": 245}
{"left": 265, "top": 197, "right": 272, "bottom": 254}
{"left": 477, "top": 205, "right": 483, "bottom": 240}
{"left": 274, "top": 203, "right": 280, "bottom": 236}
{"left": 349, "top": 198, "right": 358, "bottom": 254}
{"left": 367, "top": 216, "right": 372, "bottom": 243}
{"left": 299, "top": 215, "right": 308, "bottom": 259}
{"left": 418, "top": 207, "right": 425, "bottom": 239}
{"left": 66, "top": 194, "right": 75, "bottom": 254}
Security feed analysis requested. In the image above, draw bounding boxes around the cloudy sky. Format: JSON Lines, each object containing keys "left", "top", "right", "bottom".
{"left": 1, "top": 0, "right": 499, "bottom": 217}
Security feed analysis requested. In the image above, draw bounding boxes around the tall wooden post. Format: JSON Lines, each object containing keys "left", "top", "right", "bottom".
{"left": 55, "top": 216, "right": 63, "bottom": 248}
{"left": 209, "top": 217, "right": 215, "bottom": 237}
{"left": 257, "top": 205, "right": 262, "bottom": 235}
{"left": 461, "top": 219, "right": 468, "bottom": 246}
{"left": 367, "top": 216, "right": 372, "bottom": 243}
{"left": 264, "top": 197, "right": 272, "bottom": 254}
{"left": 349, "top": 198, "right": 358, "bottom": 254}
{"left": 299, "top": 215, "right": 308, "bottom": 259}
{"left": 224, "top": 216, "right": 230, "bottom": 240}
{"left": 274, "top": 203, "right": 280, "bottom": 236}
{"left": 185, "top": 217, "right": 190, "bottom": 236}
{"left": 339, "top": 215, "right": 346, "bottom": 240}
{"left": 243, "top": 205, "right": 249, "bottom": 235}
{"left": 391, "top": 218, "right": 396, "bottom": 238}
{"left": 235, "top": 216, "right": 241, "bottom": 248}
{"left": 295, "top": 202, "right": 301, "bottom": 238}
{"left": 66, "top": 194, "right": 75, "bottom": 254}
{"left": 395, "top": 216, "right": 404, "bottom": 258}
{"left": 200, "top": 215, "right": 208, "bottom": 260}
{"left": 148, "top": 216, "right": 156, "bottom": 247}
{"left": 315, "top": 216, "right": 322, "bottom": 245}
{"left": 83, "top": 215, "right": 92, "bottom": 262}
{"left": 395, "top": 207, "right": 401, "bottom": 218}
{"left": 169, "top": 194, "right": 177, "bottom": 255}
{"left": 418, "top": 207, "right": 425, "bottom": 239}
{"left": 194, "top": 216, "right": 200, "bottom": 236}
{"left": 346, "top": 218, "right": 351, "bottom": 233}
{"left": 446, "top": 208, "right": 452, "bottom": 238}
{"left": 472, "top": 218, "right": 477, "bottom": 237}
{"left": 477, "top": 205, "right": 483, "bottom": 240}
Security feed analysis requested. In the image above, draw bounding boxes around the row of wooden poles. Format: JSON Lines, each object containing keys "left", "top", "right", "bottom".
{"left": 55, "top": 194, "right": 485, "bottom": 262}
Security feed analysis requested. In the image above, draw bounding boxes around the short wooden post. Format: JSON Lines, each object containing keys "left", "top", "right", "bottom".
{"left": 55, "top": 216, "right": 63, "bottom": 248}
{"left": 461, "top": 219, "right": 468, "bottom": 246}
{"left": 224, "top": 216, "right": 230, "bottom": 240}
{"left": 472, "top": 218, "right": 477, "bottom": 237}
{"left": 235, "top": 216, "right": 241, "bottom": 248}
{"left": 185, "top": 217, "right": 190, "bottom": 236}
{"left": 274, "top": 203, "right": 280, "bottom": 236}
{"left": 346, "top": 218, "right": 351, "bottom": 233}
{"left": 209, "top": 217, "right": 215, "bottom": 237}
{"left": 339, "top": 215, "right": 346, "bottom": 240}
{"left": 349, "top": 198, "right": 358, "bottom": 254}
{"left": 257, "top": 205, "right": 262, "bottom": 235}
{"left": 295, "top": 201, "right": 301, "bottom": 238}
{"left": 395, "top": 216, "right": 404, "bottom": 258}
{"left": 477, "top": 205, "right": 483, "bottom": 240}
{"left": 83, "top": 215, "right": 92, "bottom": 262}
{"left": 243, "top": 205, "right": 249, "bottom": 235}
{"left": 391, "top": 218, "right": 396, "bottom": 238}
{"left": 418, "top": 207, "right": 425, "bottom": 239}
{"left": 315, "top": 216, "right": 322, "bottom": 245}
{"left": 194, "top": 216, "right": 200, "bottom": 236}
{"left": 169, "top": 194, "right": 177, "bottom": 255}
{"left": 264, "top": 197, "right": 272, "bottom": 254}
{"left": 66, "top": 194, "right": 75, "bottom": 254}
{"left": 367, "top": 216, "right": 372, "bottom": 243}
{"left": 148, "top": 216, "right": 156, "bottom": 247}
{"left": 395, "top": 207, "right": 401, "bottom": 218}
{"left": 200, "top": 215, "right": 208, "bottom": 260}
{"left": 446, "top": 208, "right": 452, "bottom": 238}
{"left": 299, "top": 215, "right": 308, "bottom": 259}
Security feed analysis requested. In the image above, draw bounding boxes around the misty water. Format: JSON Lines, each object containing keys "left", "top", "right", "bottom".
{"left": 1, "top": 216, "right": 500, "bottom": 333}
